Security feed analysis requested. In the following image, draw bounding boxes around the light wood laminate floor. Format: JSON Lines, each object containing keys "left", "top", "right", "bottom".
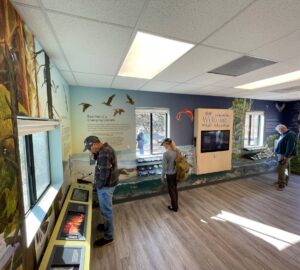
{"left": 91, "top": 173, "right": 300, "bottom": 270}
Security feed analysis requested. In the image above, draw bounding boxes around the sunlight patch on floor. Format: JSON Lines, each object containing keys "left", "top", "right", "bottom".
{"left": 211, "top": 211, "right": 300, "bottom": 251}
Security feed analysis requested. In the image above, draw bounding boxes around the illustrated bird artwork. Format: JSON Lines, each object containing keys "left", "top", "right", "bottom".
{"left": 113, "top": 108, "right": 125, "bottom": 116}
{"left": 176, "top": 108, "right": 193, "bottom": 121}
{"left": 102, "top": 94, "right": 115, "bottom": 106}
{"left": 79, "top": 103, "right": 92, "bottom": 112}
{"left": 275, "top": 103, "right": 286, "bottom": 112}
{"left": 126, "top": 94, "right": 135, "bottom": 105}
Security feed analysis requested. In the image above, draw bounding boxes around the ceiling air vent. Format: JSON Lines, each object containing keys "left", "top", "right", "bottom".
{"left": 208, "top": 56, "right": 276, "bottom": 77}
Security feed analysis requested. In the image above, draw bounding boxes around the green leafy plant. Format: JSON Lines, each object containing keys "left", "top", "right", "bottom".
{"left": 230, "top": 98, "right": 252, "bottom": 160}
{"left": 265, "top": 133, "right": 279, "bottom": 150}
{"left": 291, "top": 140, "right": 300, "bottom": 174}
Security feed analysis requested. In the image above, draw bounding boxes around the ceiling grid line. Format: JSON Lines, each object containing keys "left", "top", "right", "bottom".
{"left": 199, "top": 0, "right": 258, "bottom": 45}
{"left": 37, "top": 0, "right": 79, "bottom": 85}
{"left": 109, "top": 0, "right": 151, "bottom": 89}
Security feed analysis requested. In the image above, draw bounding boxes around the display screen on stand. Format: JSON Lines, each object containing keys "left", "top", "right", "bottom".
{"left": 201, "top": 130, "right": 230, "bottom": 153}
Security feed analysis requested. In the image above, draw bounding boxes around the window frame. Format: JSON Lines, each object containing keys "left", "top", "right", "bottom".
{"left": 17, "top": 117, "right": 64, "bottom": 247}
{"left": 22, "top": 132, "right": 51, "bottom": 212}
{"left": 136, "top": 108, "right": 169, "bottom": 155}
{"left": 244, "top": 111, "right": 265, "bottom": 148}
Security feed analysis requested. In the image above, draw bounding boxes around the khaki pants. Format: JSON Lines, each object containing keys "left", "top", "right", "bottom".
{"left": 277, "top": 159, "right": 291, "bottom": 187}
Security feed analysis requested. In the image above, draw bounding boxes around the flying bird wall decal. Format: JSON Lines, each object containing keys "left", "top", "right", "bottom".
{"left": 102, "top": 94, "right": 115, "bottom": 106}
{"left": 126, "top": 94, "right": 135, "bottom": 105}
{"left": 275, "top": 103, "right": 286, "bottom": 112}
{"left": 113, "top": 108, "right": 125, "bottom": 116}
{"left": 79, "top": 103, "right": 92, "bottom": 112}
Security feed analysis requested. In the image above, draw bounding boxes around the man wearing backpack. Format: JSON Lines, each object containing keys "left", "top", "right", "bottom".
{"left": 161, "top": 138, "right": 179, "bottom": 212}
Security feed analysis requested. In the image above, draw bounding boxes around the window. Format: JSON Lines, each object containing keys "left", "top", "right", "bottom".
{"left": 18, "top": 118, "right": 64, "bottom": 247}
{"left": 19, "top": 132, "right": 51, "bottom": 213}
{"left": 136, "top": 109, "right": 169, "bottom": 156}
{"left": 244, "top": 111, "right": 265, "bottom": 148}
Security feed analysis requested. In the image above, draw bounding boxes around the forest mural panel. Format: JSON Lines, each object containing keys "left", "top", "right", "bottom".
{"left": 0, "top": 0, "right": 38, "bottom": 269}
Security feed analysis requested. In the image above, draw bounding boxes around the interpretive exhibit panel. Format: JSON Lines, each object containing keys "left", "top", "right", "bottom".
{"left": 58, "top": 203, "right": 88, "bottom": 241}
{"left": 194, "top": 109, "right": 234, "bottom": 174}
{"left": 46, "top": 246, "right": 85, "bottom": 270}
{"left": 39, "top": 183, "right": 92, "bottom": 270}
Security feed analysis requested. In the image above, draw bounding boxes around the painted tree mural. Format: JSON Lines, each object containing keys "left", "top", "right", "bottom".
{"left": 230, "top": 98, "right": 252, "bottom": 159}
{"left": 0, "top": 0, "right": 39, "bottom": 269}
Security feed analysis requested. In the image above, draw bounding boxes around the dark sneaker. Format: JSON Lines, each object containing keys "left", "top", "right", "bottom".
{"left": 94, "top": 238, "right": 113, "bottom": 247}
{"left": 167, "top": 206, "right": 178, "bottom": 212}
{"left": 277, "top": 185, "right": 285, "bottom": 191}
{"left": 97, "top": 223, "right": 104, "bottom": 232}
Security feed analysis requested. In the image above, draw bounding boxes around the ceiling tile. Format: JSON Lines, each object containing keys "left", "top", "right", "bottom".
{"left": 187, "top": 73, "right": 232, "bottom": 86}
{"left": 111, "top": 76, "right": 148, "bottom": 90}
{"left": 140, "top": 80, "right": 178, "bottom": 91}
{"left": 139, "top": 0, "right": 253, "bottom": 43}
{"left": 155, "top": 45, "right": 242, "bottom": 82}
{"left": 13, "top": 5, "right": 70, "bottom": 70}
{"left": 41, "top": 0, "right": 145, "bottom": 27}
{"left": 60, "top": 70, "right": 77, "bottom": 85}
{"left": 284, "top": 55, "right": 300, "bottom": 68}
{"left": 188, "top": 86, "right": 226, "bottom": 96}
{"left": 73, "top": 72, "right": 113, "bottom": 88}
{"left": 250, "top": 30, "right": 300, "bottom": 62}
{"left": 204, "top": 0, "right": 300, "bottom": 53}
{"left": 48, "top": 12, "right": 133, "bottom": 75}
{"left": 12, "top": 0, "right": 39, "bottom": 6}
{"left": 169, "top": 83, "right": 202, "bottom": 92}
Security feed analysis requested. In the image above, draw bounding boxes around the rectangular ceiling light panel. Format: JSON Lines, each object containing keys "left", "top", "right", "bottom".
{"left": 236, "top": 70, "right": 300, "bottom": 90}
{"left": 118, "top": 32, "right": 194, "bottom": 79}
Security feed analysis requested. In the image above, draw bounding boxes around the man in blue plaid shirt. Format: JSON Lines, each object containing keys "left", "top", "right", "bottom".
{"left": 83, "top": 135, "right": 119, "bottom": 247}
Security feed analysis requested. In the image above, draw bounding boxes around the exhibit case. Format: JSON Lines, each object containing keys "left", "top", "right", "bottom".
{"left": 39, "top": 183, "right": 93, "bottom": 270}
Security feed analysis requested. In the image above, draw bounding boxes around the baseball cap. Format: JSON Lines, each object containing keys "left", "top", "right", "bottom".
{"left": 161, "top": 138, "right": 172, "bottom": 146}
{"left": 83, "top": 136, "right": 100, "bottom": 151}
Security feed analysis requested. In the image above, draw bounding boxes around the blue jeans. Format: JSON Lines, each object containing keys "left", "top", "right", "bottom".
{"left": 96, "top": 186, "right": 115, "bottom": 240}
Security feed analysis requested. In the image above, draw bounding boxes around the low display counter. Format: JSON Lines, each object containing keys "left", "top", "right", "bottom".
{"left": 113, "top": 157, "right": 277, "bottom": 202}
{"left": 39, "top": 183, "right": 93, "bottom": 270}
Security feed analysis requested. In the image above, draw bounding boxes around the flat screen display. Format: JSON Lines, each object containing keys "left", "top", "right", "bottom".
{"left": 61, "top": 211, "right": 85, "bottom": 239}
{"left": 58, "top": 203, "right": 87, "bottom": 240}
{"left": 201, "top": 130, "right": 230, "bottom": 153}
{"left": 71, "top": 189, "right": 89, "bottom": 202}
{"left": 48, "top": 246, "right": 84, "bottom": 270}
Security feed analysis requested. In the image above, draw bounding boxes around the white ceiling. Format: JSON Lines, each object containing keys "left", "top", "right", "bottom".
{"left": 11, "top": 0, "right": 300, "bottom": 101}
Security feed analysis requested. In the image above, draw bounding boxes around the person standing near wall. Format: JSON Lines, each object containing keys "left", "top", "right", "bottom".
{"left": 136, "top": 128, "right": 145, "bottom": 155}
{"left": 83, "top": 136, "right": 119, "bottom": 246}
{"left": 161, "top": 138, "right": 178, "bottom": 212}
{"left": 274, "top": 124, "right": 298, "bottom": 191}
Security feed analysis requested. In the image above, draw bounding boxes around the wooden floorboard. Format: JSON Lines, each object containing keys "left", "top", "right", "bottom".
{"left": 91, "top": 173, "right": 300, "bottom": 270}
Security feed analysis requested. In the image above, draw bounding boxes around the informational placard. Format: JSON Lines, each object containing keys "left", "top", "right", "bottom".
{"left": 70, "top": 87, "right": 136, "bottom": 154}
{"left": 194, "top": 109, "right": 234, "bottom": 175}
{"left": 201, "top": 111, "right": 232, "bottom": 129}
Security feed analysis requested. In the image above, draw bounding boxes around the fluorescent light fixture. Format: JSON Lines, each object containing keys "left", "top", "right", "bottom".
{"left": 235, "top": 70, "right": 300, "bottom": 90}
{"left": 118, "top": 32, "right": 194, "bottom": 79}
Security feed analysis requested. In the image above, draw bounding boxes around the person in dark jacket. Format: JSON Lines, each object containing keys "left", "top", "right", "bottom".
{"left": 274, "top": 124, "right": 298, "bottom": 190}
{"left": 83, "top": 136, "right": 119, "bottom": 246}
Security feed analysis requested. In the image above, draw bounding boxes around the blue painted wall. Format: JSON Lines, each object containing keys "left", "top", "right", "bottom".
{"left": 283, "top": 100, "right": 300, "bottom": 134}
{"left": 70, "top": 86, "right": 283, "bottom": 148}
